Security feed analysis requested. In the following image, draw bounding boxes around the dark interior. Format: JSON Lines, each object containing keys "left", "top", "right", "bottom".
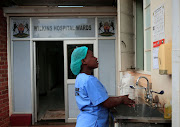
{"left": 36, "top": 41, "right": 64, "bottom": 121}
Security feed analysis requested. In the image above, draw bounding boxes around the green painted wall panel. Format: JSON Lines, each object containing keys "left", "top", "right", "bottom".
{"left": 136, "top": 0, "right": 144, "bottom": 70}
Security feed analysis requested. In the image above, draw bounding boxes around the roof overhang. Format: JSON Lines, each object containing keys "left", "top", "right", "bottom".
{"left": 1, "top": 0, "right": 117, "bottom": 7}
{"left": 3, "top": 6, "right": 117, "bottom": 17}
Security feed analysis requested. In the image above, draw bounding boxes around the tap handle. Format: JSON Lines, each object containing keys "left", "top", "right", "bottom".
{"left": 130, "top": 85, "right": 135, "bottom": 89}
{"left": 130, "top": 85, "right": 146, "bottom": 90}
{"left": 151, "top": 90, "right": 164, "bottom": 95}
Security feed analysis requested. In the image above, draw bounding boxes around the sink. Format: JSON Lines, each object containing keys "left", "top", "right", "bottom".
{"left": 110, "top": 98, "right": 171, "bottom": 126}
{"left": 110, "top": 103, "right": 171, "bottom": 125}
{"left": 113, "top": 104, "right": 163, "bottom": 118}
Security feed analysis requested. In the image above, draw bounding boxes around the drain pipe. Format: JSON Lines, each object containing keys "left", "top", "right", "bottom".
{"left": 172, "top": 0, "right": 180, "bottom": 126}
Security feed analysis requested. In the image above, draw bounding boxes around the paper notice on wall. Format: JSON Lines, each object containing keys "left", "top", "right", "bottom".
{"left": 152, "top": 5, "right": 165, "bottom": 42}
{"left": 152, "top": 5, "right": 165, "bottom": 69}
{"left": 153, "top": 47, "right": 159, "bottom": 69}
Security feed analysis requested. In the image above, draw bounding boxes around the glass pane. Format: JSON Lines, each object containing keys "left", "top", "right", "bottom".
{"left": 145, "top": 29, "right": 151, "bottom": 50}
{"left": 146, "top": 51, "right": 151, "bottom": 71}
{"left": 145, "top": 7, "right": 151, "bottom": 29}
{"left": 13, "top": 41, "right": 32, "bottom": 112}
{"left": 68, "top": 84, "right": 80, "bottom": 118}
{"left": 32, "top": 18, "right": 95, "bottom": 38}
{"left": 145, "top": 0, "right": 150, "bottom": 7}
{"left": 136, "top": 42, "right": 144, "bottom": 70}
{"left": 67, "top": 44, "right": 93, "bottom": 79}
{"left": 98, "top": 40, "right": 116, "bottom": 96}
{"left": 136, "top": 0, "right": 144, "bottom": 70}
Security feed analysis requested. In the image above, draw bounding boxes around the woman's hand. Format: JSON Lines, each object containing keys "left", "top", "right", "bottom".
{"left": 102, "top": 95, "right": 135, "bottom": 108}
{"left": 121, "top": 95, "right": 135, "bottom": 107}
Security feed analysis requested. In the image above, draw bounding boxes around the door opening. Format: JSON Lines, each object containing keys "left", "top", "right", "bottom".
{"left": 36, "top": 41, "right": 64, "bottom": 121}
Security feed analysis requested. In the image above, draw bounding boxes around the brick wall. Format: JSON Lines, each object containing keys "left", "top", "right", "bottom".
{"left": 0, "top": 8, "right": 9, "bottom": 127}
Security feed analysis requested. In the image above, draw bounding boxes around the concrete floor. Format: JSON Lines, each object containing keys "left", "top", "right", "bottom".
{"left": 11, "top": 120, "right": 76, "bottom": 127}
{"left": 10, "top": 120, "right": 76, "bottom": 127}
{"left": 31, "top": 124, "right": 75, "bottom": 127}
{"left": 11, "top": 124, "right": 76, "bottom": 127}
{"left": 38, "top": 87, "right": 65, "bottom": 121}
{"left": 32, "top": 122, "right": 76, "bottom": 127}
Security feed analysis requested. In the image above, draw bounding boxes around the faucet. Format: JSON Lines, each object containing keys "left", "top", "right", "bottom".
{"left": 130, "top": 76, "right": 164, "bottom": 106}
{"left": 136, "top": 76, "right": 150, "bottom": 91}
{"left": 136, "top": 76, "right": 152, "bottom": 104}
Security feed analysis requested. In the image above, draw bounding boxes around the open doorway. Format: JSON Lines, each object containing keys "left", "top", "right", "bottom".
{"left": 36, "top": 41, "right": 64, "bottom": 121}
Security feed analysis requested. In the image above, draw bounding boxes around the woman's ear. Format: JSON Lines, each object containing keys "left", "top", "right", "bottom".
{"left": 81, "top": 59, "right": 87, "bottom": 65}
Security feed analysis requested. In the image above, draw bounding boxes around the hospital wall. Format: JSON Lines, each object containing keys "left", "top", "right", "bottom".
{"left": 150, "top": 0, "right": 172, "bottom": 107}
{"left": 134, "top": 0, "right": 172, "bottom": 107}
{"left": 118, "top": 0, "right": 172, "bottom": 109}
{"left": 0, "top": 8, "right": 10, "bottom": 127}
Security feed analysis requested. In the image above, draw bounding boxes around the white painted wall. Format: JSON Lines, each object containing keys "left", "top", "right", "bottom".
{"left": 117, "top": 0, "right": 174, "bottom": 123}
{"left": 172, "top": 0, "right": 180, "bottom": 126}
{"left": 151, "top": 0, "right": 172, "bottom": 108}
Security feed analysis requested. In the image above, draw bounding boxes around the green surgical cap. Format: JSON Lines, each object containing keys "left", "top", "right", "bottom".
{"left": 70, "top": 46, "right": 88, "bottom": 75}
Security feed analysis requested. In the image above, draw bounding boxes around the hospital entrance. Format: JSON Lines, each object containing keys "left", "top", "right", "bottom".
{"left": 35, "top": 41, "right": 64, "bottom": 121}
{"left": 9, "top": 17, "right": 117, "bottom": 124}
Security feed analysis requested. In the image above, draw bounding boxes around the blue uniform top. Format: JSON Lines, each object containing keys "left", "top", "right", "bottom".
{"left": 75, "top": 73, "right": 109, "bottom": 127}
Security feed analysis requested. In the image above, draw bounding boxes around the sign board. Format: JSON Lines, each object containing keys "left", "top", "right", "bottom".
{"left": 32, "top": 18, "right": 95, "bottom": 38}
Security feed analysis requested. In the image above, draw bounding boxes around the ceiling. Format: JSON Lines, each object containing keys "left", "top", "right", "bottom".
{"left": 1, "top": 0, "right": 117, "bottom": 7}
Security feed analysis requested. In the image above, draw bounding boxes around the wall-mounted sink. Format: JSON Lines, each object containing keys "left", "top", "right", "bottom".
{"left": 113, "top": 104, "right": 163, "bottom": 118}
{"left": 110, "top": 99, "right": 171, "bottom": 127}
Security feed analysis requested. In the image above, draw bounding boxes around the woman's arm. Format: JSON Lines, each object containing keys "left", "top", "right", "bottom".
{"left": 102, "top": 95, "right": 135, "bottom": 109}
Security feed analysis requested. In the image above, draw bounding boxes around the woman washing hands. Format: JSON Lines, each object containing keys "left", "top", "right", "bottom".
{"left": 70, "top": 46, "right": 135, "bottom": 127}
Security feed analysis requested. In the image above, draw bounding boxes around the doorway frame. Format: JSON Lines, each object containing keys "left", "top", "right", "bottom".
{"left": 33, "top": 40, "right": 65, "bottom": 123}
{"left": 32, "top": 39, "right": 98, "bottom": 123}
{"left": 63, "top": 39, "right": 98, "bottom": 122}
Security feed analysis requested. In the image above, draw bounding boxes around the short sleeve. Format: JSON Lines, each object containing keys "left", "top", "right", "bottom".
{"left": 86, "top": 77, "right": 109, "bottom": 106}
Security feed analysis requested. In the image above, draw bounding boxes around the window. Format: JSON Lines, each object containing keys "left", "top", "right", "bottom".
{"left": 136, "top": 0, "right": 151, "bottom": 72}
{"left": 67, "top": 44, "right": 93, "bottom": 79}
{"left": 144, "top": 0, "right": 151, "bottom": 72}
